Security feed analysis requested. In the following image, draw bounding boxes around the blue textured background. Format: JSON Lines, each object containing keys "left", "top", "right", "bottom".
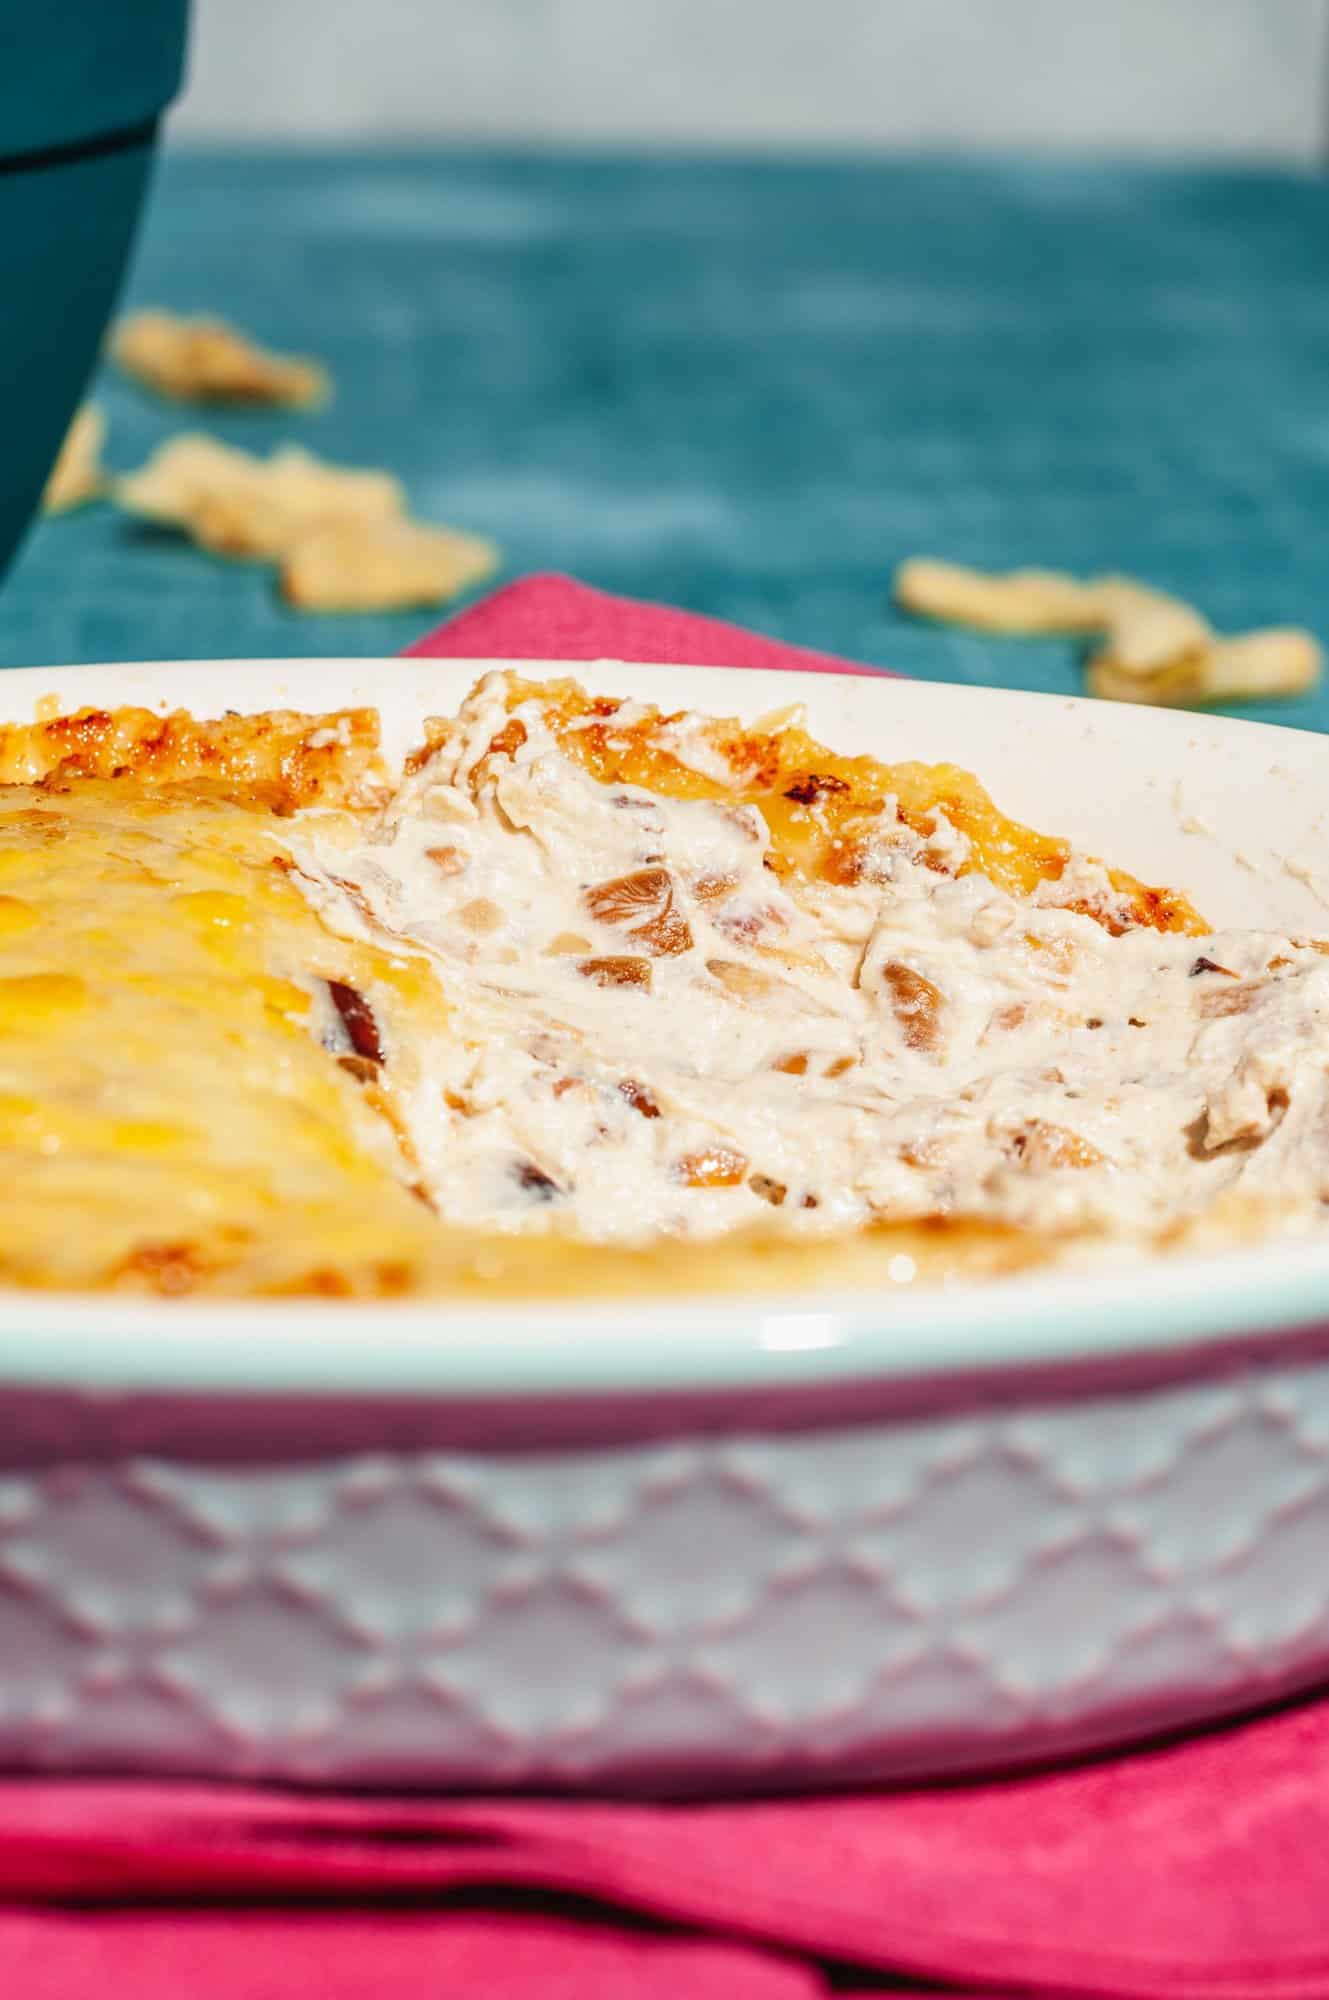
{"left": 5, "top": 148, "right": 1329, "bottom": 731}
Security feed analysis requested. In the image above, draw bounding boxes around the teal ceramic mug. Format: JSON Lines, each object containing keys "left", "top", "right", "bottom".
{"left": 0, "top": 2, "right": 190, "bottom": 579}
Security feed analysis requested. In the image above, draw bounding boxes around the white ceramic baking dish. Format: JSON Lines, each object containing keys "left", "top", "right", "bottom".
{"left": 3, "top": 655, "right": 1329, "bottom": 1794}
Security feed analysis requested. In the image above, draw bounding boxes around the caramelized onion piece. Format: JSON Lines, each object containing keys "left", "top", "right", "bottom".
{"left": 327, "top": 979, "right": 384, "bottom": 1064}
{"left": 585, "top": 867, "right": 671, "bottom": 924}
{"left": 632, "top": 905, "right": 694, "bottom": 957}
{"left": 1198, "top": 985, "right": 1261, "bottom": 1019}
{"left": 457, "top": 897, "right": 503, "bottom": 934}
{"left": 708, "top": 958, "right": 778, "bottom": 1000}
{"left": 579, "top": 956, "right": 652, "bottom": 991}
{"left": 585, "top": 867, "right": 693, "bottom": 957}
{"left": 882, "top": 961, "right": 943, "bottom": 1053}
{"left": 692, "top": 870, "right": 738, "bottom": 903}
{"left": 1190, "top": 955, "right": 1238, "bottom": 979}
{"left": 515, "top": 1160, "right": 561, "bottom": 1199}
{"left": 425, "top": 844, "right": 468, "bottom": 877}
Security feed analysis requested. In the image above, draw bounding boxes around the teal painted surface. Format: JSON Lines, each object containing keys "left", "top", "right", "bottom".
{"left": 6, "top": 149, "right": 1329, "bottom": 733}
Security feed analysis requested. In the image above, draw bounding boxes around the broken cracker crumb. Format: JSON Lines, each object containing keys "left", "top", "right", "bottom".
{"left": 1087, "top": 577, "right": 1212, "bottom": 675}
{"left": 116, "top": 435, "right": 403, "bottom": 560}
{"left": 281, "top": 516, "right": 499, "bottom": 614}
{"left": 895, "top": 557, "right": 1105, "bottom": 634}
{"left": 42, "top": 404, "right": 106, "bottom": 514}
{"left": 895, "top": 556, "right": 1321, "bottom": 709}
{"left": 113, "top": 309, "right": 329, "bottom": 409}
{"left": 1088, "top": 627, "right": 1322, "bottom": 709}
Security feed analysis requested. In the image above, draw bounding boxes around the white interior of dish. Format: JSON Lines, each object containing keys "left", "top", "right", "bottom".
{"left": 3, "top": 654, "right": 1329, "bottom": 1392}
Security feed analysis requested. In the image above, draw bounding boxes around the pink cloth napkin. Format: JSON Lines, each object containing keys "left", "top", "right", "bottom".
{"left": 6, "top": 573, "right": 1329, "bottom": 2000}
{"left": 403, "top": 569, "right": 883, "bottom": 675}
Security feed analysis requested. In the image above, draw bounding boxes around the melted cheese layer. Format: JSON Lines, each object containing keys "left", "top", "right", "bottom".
{"left": 0, "top": 781, "right": 451, "bottom": 1295}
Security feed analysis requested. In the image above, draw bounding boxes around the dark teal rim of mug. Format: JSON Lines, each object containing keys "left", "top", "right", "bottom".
{"left": 0, "top": 117, "right": 158, "bottom": 178}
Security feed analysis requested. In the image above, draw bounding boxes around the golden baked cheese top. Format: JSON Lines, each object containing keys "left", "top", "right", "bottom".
{"left": 468, "top": 674, "right": 1206, "bottom": 934}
